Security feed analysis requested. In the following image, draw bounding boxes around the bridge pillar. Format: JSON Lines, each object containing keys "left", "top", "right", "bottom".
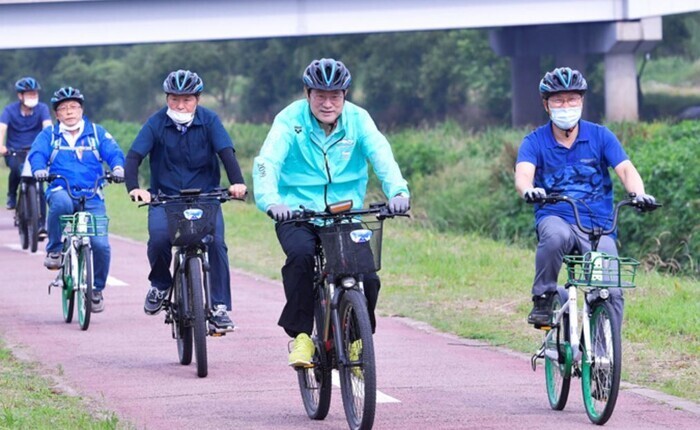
{"left": 604, "top": 53, "right": 638, "bottom": 122}
{"left": 511, "top": 56, "right": 544, "bottom": 127}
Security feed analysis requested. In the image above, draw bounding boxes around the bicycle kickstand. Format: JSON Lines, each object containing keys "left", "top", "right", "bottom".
{"left": 531, "top": 345, "right": 545, "bottom": 371}
{"left": 48, "top": 275, "right": 63, "bottom": 295}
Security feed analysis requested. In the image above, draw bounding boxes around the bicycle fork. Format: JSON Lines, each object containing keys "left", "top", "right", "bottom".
{"left": 328, "top": 276, "right": 363, "bottom": 367}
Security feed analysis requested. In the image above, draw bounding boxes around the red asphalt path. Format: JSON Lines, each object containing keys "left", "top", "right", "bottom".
{"left": 0, "top": 209, "right": 698, "bottom": 429}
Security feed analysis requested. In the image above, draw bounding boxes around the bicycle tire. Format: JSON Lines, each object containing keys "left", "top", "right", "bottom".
{"left": 187, "top": 257, "right": 208, "bottom": 378}
{"left": 297, "top": 285, "right": 332, "bottom": 420}
{"left": 582, "top": 299, "right": 621, "bottom": 425}
{"left": 545, "top": 291, "right": 572, "bottom": 410}
{"left": 17, "top": 191, "right": 29, "bottom": 250}
{"left": 61, "top": 250, "right": 74, "bottom": 323}
{"left": 26, "top": 184, "right": 39, "bottom": 253}
{"left": 174, "top": 267, "right": 193, "bottom": 365}
{"left": 338, "top": 289, "right": 376, "bottom": 430}
{"left": 77, "top": 245, "right": 93, "bottom": 331}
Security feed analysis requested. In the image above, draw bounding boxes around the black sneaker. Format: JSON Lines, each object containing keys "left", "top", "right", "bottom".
{"left": 144, "top": 286, "right": 169, "bottom": 315}
{"left": 209, "top": 305, "right": 235, "bottom": 333}
{"left": 38, "top": 228, "right": 48, "bottom": 241}
{"left": 527, "top": 293, "right": 553, "bottom": 326}
{"left": 92, "top": 291, "right": 105, "bottom": 313}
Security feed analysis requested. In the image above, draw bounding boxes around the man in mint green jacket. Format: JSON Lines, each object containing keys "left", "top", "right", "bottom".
{"left": 253, "top": 58, "right": 410, "bottom": 367}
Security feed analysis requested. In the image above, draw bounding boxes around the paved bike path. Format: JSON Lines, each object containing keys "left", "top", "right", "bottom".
{"left": 0, "top": 209, "right": 698, "bottom": 429}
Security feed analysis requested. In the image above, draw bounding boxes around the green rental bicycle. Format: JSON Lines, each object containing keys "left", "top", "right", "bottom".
{"left": 530, "top": 193, "right": 660, "bottom": 425}
{"left": 48, "top": 174, "right": 113, "bottom": 331}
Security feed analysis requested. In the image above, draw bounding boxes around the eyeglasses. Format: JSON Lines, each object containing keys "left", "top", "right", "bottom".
{"left": 310, "top": 92, "right": 344, "bottom": 104}
{"left": 56, "top": 103, "right": 82, "bottom": 113}
{"left": 548, "top": 95, "right": 583, "bottom": 108}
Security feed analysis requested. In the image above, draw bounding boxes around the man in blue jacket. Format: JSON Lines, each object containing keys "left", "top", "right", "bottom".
{"left": 28, "top": 87, "right": 125, "bottom": 312}
{"left": 0, "top": 77, "right": 52, "bottom": 210}
{"left": 253, "top": 58, "right": 410, "bottom": 367}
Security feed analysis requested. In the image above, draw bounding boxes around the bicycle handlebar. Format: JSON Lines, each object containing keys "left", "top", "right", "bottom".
{"left": 529, "top": 193, "right": 661, "bottom": 237}
{"left": 137, "top": 188, "right": 245, "bottom": 207}
{"left": 271, "top": 201, "right": 410, "bottom": 224}
{"left": 46, "top": 173, "right": 116, "bottom": 201}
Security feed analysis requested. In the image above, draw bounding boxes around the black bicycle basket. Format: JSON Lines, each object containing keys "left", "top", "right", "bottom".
{"left": 318, "top": 219, "right": 383, "bottom": 274}
{"left": 164, "top": 201, "right": 218, "bottom": 246}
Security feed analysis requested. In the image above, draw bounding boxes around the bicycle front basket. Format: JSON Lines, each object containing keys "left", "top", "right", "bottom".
{"left": 564, "top": 252, "right": 639, "bottom": 288}
{"left": 319, "top": 219, "right": 383, "bottom": 275}
{"left": 59, "top": 212, "right": 109, "bottom": 237}
{"left": 164, "top": 201, "right": 219, "bottom": 246}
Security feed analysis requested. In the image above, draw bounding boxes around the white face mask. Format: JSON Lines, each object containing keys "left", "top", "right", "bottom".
{"left": 23, "top": 97, "right": 39, "bottom": 108}
{"left": 166, "top": 108, "right": 195, "bottom": 125}
{"left": 60, "top": 119, "right": 84, "bottom": 132}
{"left": 550, "top": 107, "right": 582, "bottom": 130}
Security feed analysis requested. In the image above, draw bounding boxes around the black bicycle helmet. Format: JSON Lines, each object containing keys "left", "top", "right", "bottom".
{"left": 50, "top": 87, "right": 84, "bottom": 110}
{"left": 15, "top": 77, "right": 41, "bottom": 92}
{"left": 539, "top": 67, "right": 587, "bottom": 98}
{"left": 303, "top": 58, "right": 352, "bottom": 91}
{"left": 163, "top": 69, "right": 204, "bottom": 95}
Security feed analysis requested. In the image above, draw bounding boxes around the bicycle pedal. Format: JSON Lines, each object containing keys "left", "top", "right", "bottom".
{"left": 535, "top": 324, "right": 552, "bottom": 331}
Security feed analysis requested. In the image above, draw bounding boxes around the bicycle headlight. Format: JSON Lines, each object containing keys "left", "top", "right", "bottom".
{"left": 341, "top": 277, "right": 356, "bottom": 288}
{"left": 599, "top": 289, "right": 610, "bottom": 299}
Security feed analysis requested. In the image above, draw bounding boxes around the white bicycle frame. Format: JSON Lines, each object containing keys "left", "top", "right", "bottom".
{"left": 61, "top": 211, "right": 93, "bottom": 292}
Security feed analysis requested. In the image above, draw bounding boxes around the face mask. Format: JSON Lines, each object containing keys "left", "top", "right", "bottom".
{"left": 166, "top": 108, "right": 195, "bottom": 125}
{"left": 23, "top": 97, "right": 39, "bottom": 108}
{"left": 60, "top": 119, "right": 84, "bottom": 132}
{"left": 549, "top": 107, "right": 582, "bottom": 130}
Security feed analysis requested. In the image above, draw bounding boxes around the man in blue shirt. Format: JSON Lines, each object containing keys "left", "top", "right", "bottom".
{"left": 0, "top": 77, "right": 52, "bottom": 209}
{"left": 126, "top": 70, "right": 247, "bottom": 333}
{"left": 253, "top": 58, "right": 410, "bottom": 367}
{"left": 29, "top": 87, "right": 125, "bottom": 313}
{"left": 514, "top": 67, "right": 656, "bottom": 327}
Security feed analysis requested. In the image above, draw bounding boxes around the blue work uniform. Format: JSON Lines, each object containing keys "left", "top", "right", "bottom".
{"left": 128, "top": 106, "right": 235, "bottom": 308}
{"left": 28, "top": 118, "right": 125, "bottom": 291}
{"left": 253, "top": 99, "right": 409, "bottom": 337}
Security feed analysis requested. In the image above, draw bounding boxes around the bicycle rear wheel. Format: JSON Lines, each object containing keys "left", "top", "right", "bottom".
{"left": 174, "top": 268, "right": 193, "bottom": 365}
{"left": 25, "top": 184, "right": 39, "bottom": 253}
{"left": 61, "top": 251, "right": 74, "bottom": 323}
{"left": 338, "top": 289, "right": 376, "bottom": 430}
{"left": 187, "top": 257, "right": 208, "bottom": 378}
{"left": 544, "top": 292, "right": 572, "bottom": 410}
{"left": 76, "top": 246, "right": 93, "bottom": 330}
{"left": 582, "top": 299, "right": 621, "bottom": 425}
{"left": 297, "top": 285, "right": 332, "bottom": 420}
{"left": 17, "top": 191, "right": 29, "bottom": 250}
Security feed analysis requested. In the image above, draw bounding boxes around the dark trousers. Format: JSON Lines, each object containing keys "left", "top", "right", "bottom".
{"left": 275, "top": 221, "right": 380, "bottom": 338}
{"left": 5, "top": 152, "right": 25, "bottom": 204}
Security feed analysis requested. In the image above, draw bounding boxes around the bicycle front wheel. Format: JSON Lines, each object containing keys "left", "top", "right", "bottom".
{"left": 338, "top": 289, "right": 376, "bottom": 430}
{"left": 187, "top": 257, "right": 208, "bottom": 378}
{"left": 174, "top": 268, "right": 193, "bottom": 365}
{"left": 25, "top": 184, "right": 39, "bottom": 253}
{"left": 17, "top": 191, "right": 29, "bottom": 250}
{"left": 545, "top": 291, "right": 572, "bottom": 410}
{"left": 76, "top": 246, "right": 93, "bottom": 331}
{"left": 297, "top": 286, "right": 332, "bottom": 420}
{"left": 61, "top": 251, "right": 74, "bottom": 323}
{"left": 582, "top": 299, "right": 621, "bottom": 425}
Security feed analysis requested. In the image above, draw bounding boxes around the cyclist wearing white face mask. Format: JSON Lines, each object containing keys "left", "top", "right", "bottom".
{"left": 514, "top": 67, "right": 655, "bottom": 328}
{"left": 0, "top": 77, "right": 52, "bottom": 210}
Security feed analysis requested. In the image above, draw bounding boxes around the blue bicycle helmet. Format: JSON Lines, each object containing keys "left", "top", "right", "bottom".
{"left": 50, "top": 87, "right": 85, "bottom": 110}
{"left": 163, "top": 70, "right": 204, "bottom": 95}
{"left": 539, "top": 67, "right": 587, "bottom": 98}
{"left": 303, "top": 58, "right": 352, "bottom": 91}
{"left": 15, "top": 77, "right": 41, "bottom": 93}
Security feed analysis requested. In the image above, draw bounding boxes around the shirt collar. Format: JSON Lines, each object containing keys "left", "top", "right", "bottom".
{"left": 544, "top": 119, "right": 591, "bottom": 148}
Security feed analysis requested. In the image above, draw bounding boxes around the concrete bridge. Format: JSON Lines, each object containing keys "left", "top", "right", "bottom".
{"left": 1, "top": 0, "right": 699, "bottom": 125}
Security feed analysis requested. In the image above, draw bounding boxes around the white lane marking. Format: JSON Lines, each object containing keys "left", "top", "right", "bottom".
{"left": 332, "top": 370, "right": 401, "bottom": 403}
{"left": 4, "top": 244, "right": 128, "bottom": 287}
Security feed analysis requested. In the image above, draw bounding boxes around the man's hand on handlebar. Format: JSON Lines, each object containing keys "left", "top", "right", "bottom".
{"left": 523, "top": 187, "right": 546, "bottom": 203}
{"left": 228, "top": 183, "right": 247, "bottom": 200}
{"left": 33, "top": 169, "right": 49, "bottom": 182}
{"left": 267, "top": 204, "right": 292, "bottom": 222}
{"left": 632, "top": 192, "right": 656, "bottom": 207}
{"left": 129, "top": 189, "right": 152, "bottom": 203}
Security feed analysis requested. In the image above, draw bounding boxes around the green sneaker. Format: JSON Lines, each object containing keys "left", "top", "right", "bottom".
{"left": 288, "top": 333, "right": 314, "bottom": 368}
{"left": 348, "top": 339, "right": 363, "bottom": 379}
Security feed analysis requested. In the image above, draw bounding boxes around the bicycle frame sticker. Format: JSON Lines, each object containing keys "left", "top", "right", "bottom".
{"left": 349, "top": 229, "right": 372, "bottom": 243}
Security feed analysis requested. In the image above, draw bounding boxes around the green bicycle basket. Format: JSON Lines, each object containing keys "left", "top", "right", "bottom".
{"left": 59, "top": 212, "right": 109, "bottom": 237}
{"left": 564, "top": 252, "right": 639, "bottom": 288}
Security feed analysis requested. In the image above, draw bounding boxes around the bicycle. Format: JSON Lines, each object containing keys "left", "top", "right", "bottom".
{"left": 529, "top": 193, "right": 660, "bottom": 425}
{"left": 12, "top": 150, "right": 46, "bottom": 253}
{"left": 276, "top": 200, "right": 406, "bottom": 430}
{"left": 139, "top": 188, "right": 240, "bottom": 378}
{"left": 48, "top": 173, "right": 114, "bottom": 331}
